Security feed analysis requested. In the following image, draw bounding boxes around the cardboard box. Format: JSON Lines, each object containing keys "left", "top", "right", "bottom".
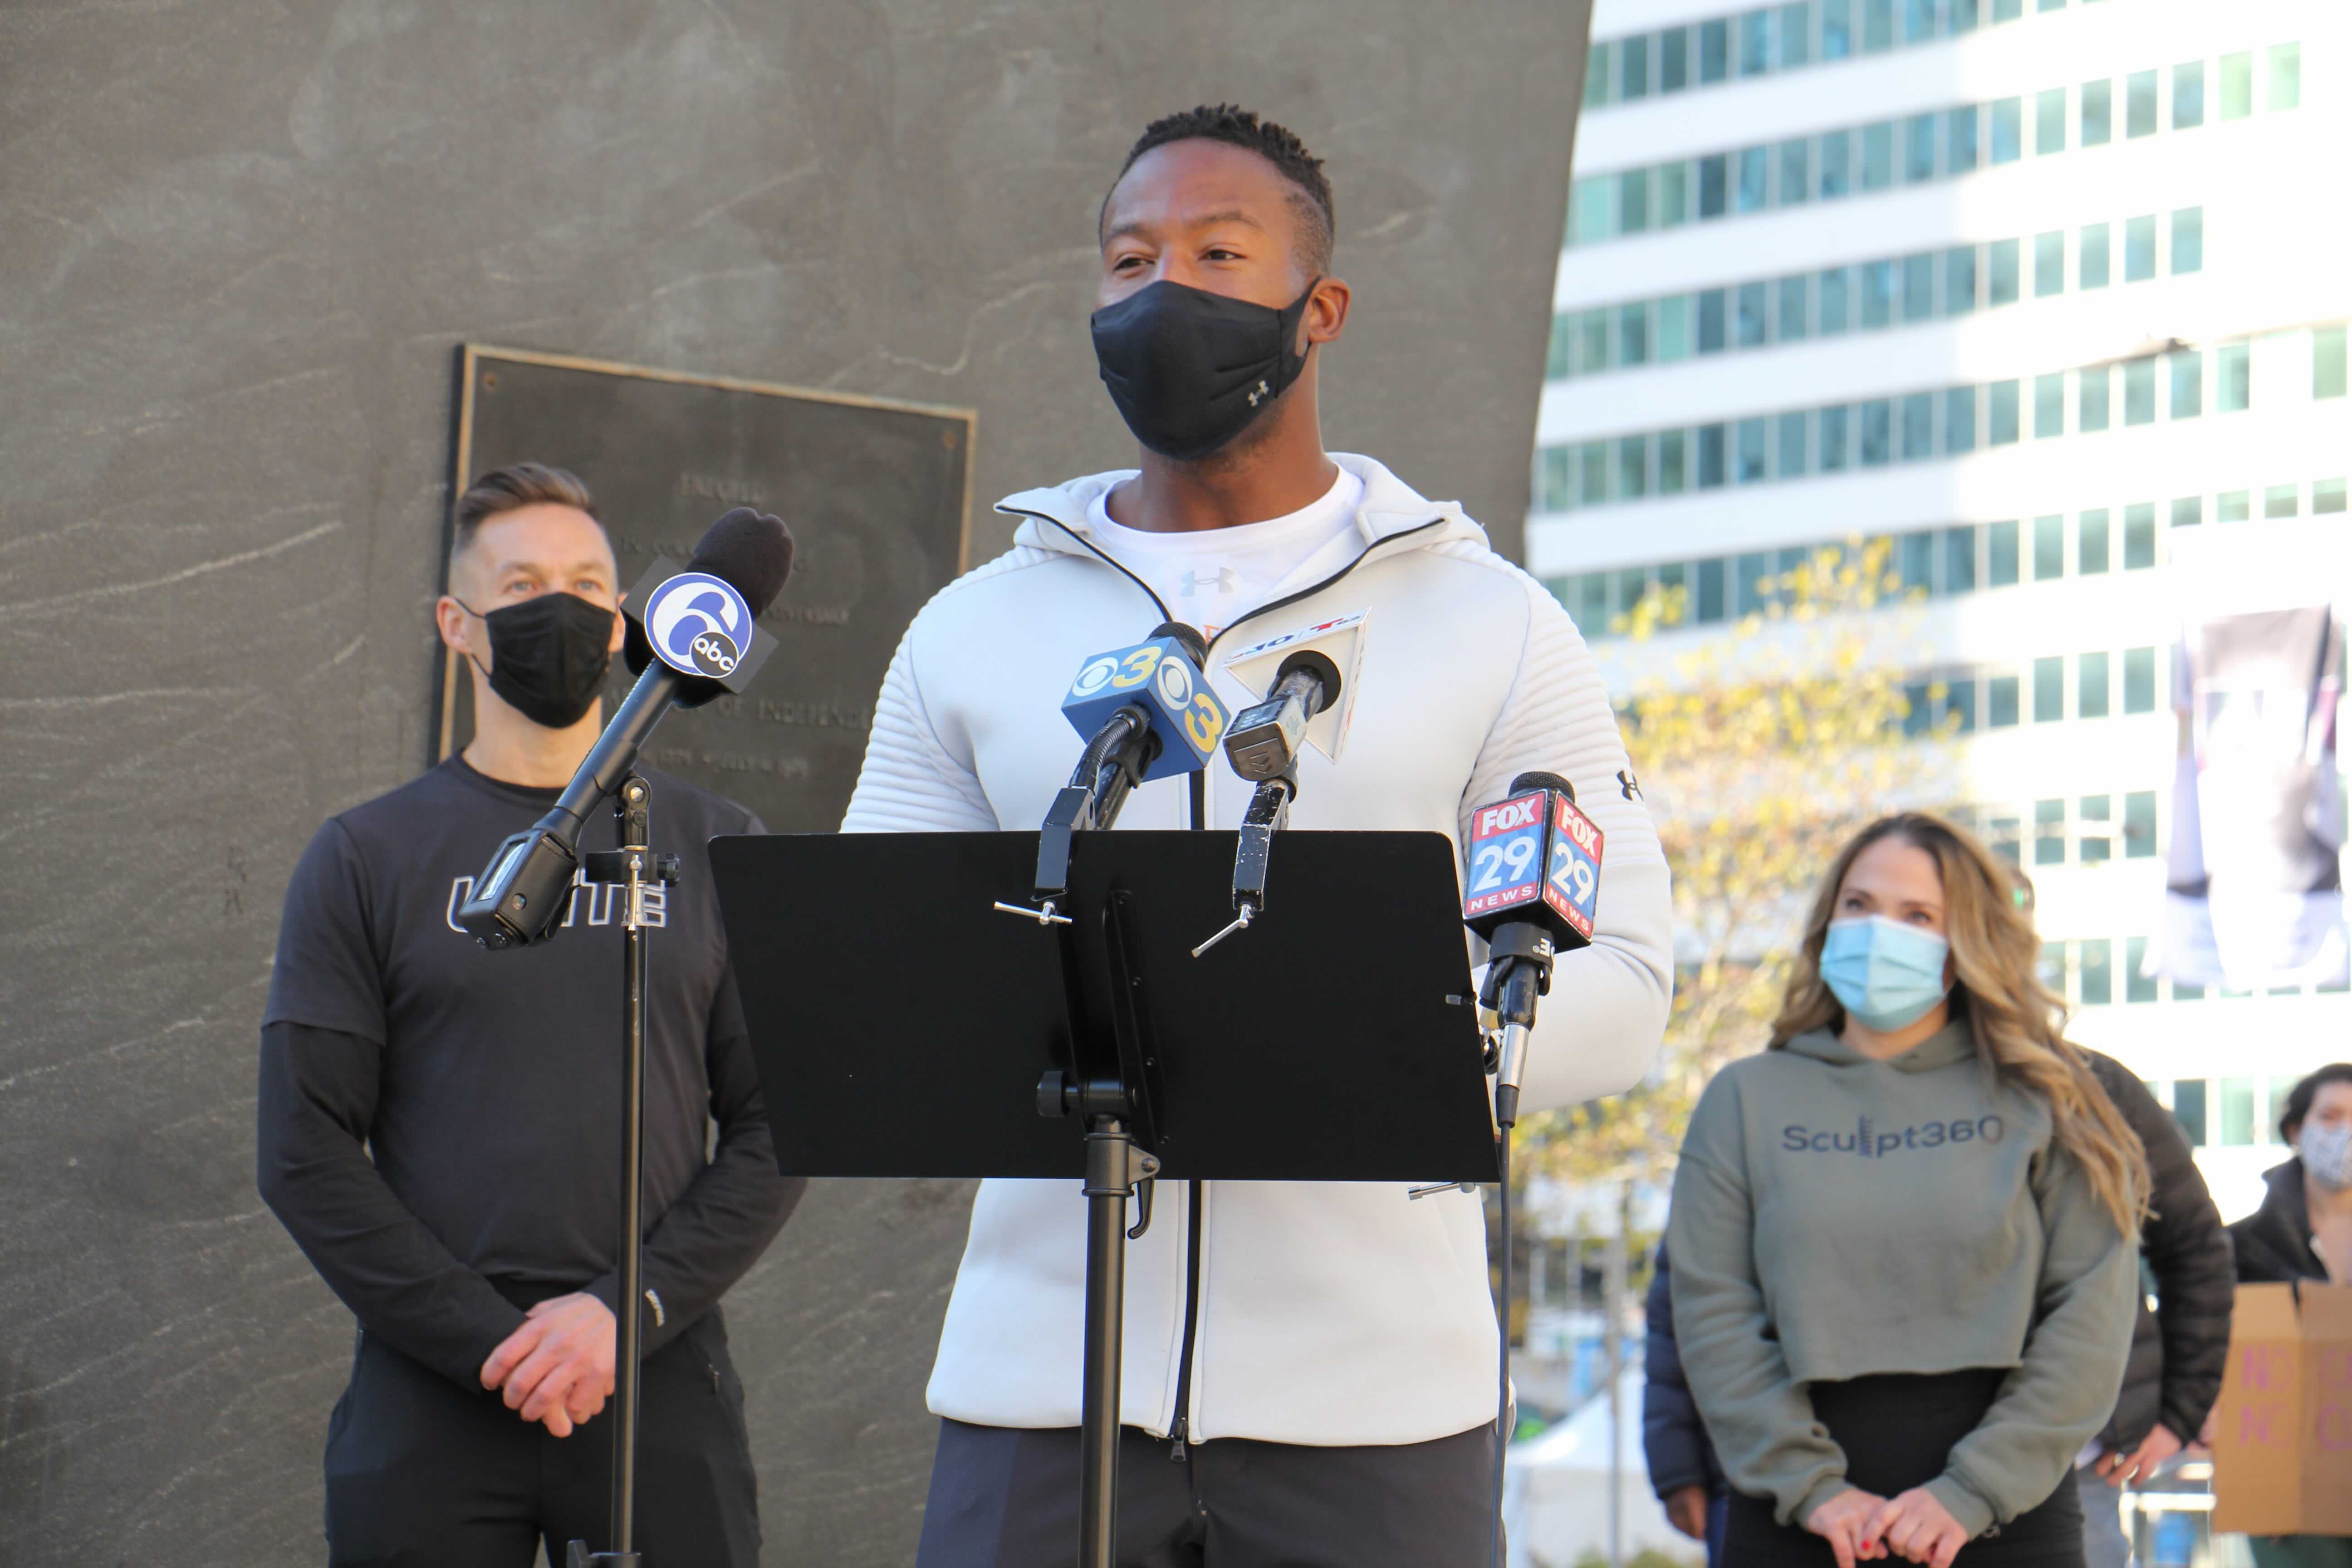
{"left": 2210, "top": 1282, "right": 2352, "bottom": 1537}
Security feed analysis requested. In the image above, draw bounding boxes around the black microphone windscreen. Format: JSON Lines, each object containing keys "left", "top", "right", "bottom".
{"left": 1150, "top": 621, "right": 1209, "bottom": 668}
{"left": 687, "top": 507, "right": 796, "bottom": 617}
{"left": 1510, "top": 770, "right": 1577, "bottom": 803}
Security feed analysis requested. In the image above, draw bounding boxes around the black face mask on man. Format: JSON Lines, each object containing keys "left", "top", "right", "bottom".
{"left": 1089, "top": 277, "right": 1319, "bottom": 462}
{"left": 456, "top": 591, "right": 616, "bottom": 729}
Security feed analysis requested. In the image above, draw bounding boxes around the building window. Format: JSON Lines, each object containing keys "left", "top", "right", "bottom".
{"left": 1620, "top": 302, "right": 1651, "bottom": 366}
{"left": 1737, "top": 419, "right": 1769, "bottom": 484}
{"left": 1948, "top": 106, "right": 1980, "bottom": 172}
{"left": 2081, "top": 938, "right": 2112, "bottom": 1003}
{"left": 2219, "top": 1079, "right": 2259, "bottom": 1146}
{"left": 2035, "top": 88, "right": 2067, "bottom": 155}
{"left": 1989, "top": 520, "right": 2019, "bottom": 587}
{"left": 2318, "top": 479, "right": 2348, "bottom": 515}
{"left": 1698, "top": 425, "right": 1728, "bottom": 487}
{"left": 1862, "top": 0, "right": 1893, "bottom": 51}
{"left": 2124, "top": 215, "right": 2156, "bottom": 281}
{"left": 2079, "top": 651, "right": 2110, "bottom": 719}
{"left": 2035, "top": 374, "right": 2064, "bottom": 438}
{"left": 1945, "top": 526, "right": 1978, "bottom": 593}
{"left": 2171, "top": 349, "right": 2202, "bottom": 419}
{"left": 1904, "top": 113, "right": 1937, "bottom": 182}
{"left": 1699, "top": 155, "right": 1729, "bottom": 219}
{"left": 1945, "top": 386, "right": 1977, "bottom": 452}
{"left": 1989, "top": 380, "right": 2020, "bottom": 444}
{"left": 1988, "top": 239, "right": 2019, "bottom": 306}
{"left": 2078, "top": 510, "right": 2109, "bottom": 574}
{"left": 2034, "top": 230, "right": 2064, "bottom": 298}
{"left": 2034, "top": 515, "right": 2064, "bottom": 580}
{"left": 1781, "top": 139, "right": 1811, "bottom": 207}
{"left": 1822, "top": 0, "right": 1852, "bottom": 57}
{"left": 2218, "top": 490, "right": 2250, "bottom": 522}
{"left": 2172, "top": 496, "right": 2202, "bottom": 529}
{"left": 2127, "top": 937, "right": 2158, "bottom": 1002}
{"left": 1904, "top": 253, "right": 1934, "bottom": 320}
{"left": 1945, "top": 245, "right": 1978, "bottom": 314}
{"left": 1988, "top": 673, "right": 2020, "bottom": 726}
{"left": 1902, "top": 392, "right": 1934, "bottom": 460}
{"left": 2125, "top": 504, "right": 2156, "bottom": 569}
{"left": 1860, "top": 122, "right": 1894, "bottom": 190}
{"left": 2124, "top": 647, "right": 2157, "bottom": 712}
{"left": 2266, "top": 484, "right": 2299, "bottom": 519}
{"left": 2081, "top": 78, "right": 2112, "bottom": 146}
{"left": 1580, "top": 442, "right": 1608, "bottom": 505}
{"left": 2175, "top": 1079, "right": 2207, "bottom": 1145}
{"left": 2127, "top": 70, "right": 2157, "bottom": 137}
{"left": 2080, "top": 223, "right": 2109, "bottom": 289}
{"left": 1738, "top": 146, "right": 1770, "bottom": 212}
{"left": 2035, "top": 798, "right": 2066, "bottom": 863}
{"left": 2220, "top": 342, "right": 2252, "bottom": 412}
{"left": 2123, "top": 357, "right": 2156, "bottom": 425}
{"left": 1738, "top": 281, "right": 1769, "bottom": 346}
{"left": 2220, "top": 52, "right": 2252, "bottom": 119}
{"left": 1661, "top": 27, "right": 1690, "bottom": 91}
{"left": 1620, "top": 435, "right": 1651, "bottom": 499}
{"left": 2172, "top": 207, "right": 2203, "bottom": 274}
{"left": 1778, "top": 412, "right": 1810, "bottom": 478}
{"left": 1859, "top": 400, "right": 1893, "bottom": 466}
{"left": 1661, "top": 431, "right": 1688, "bottom": 493}
{"left": 2034, "top": 656, "right": 2063, "bottom": 721}
{"left": 1700, "top": 17, "right": 1731, "bottom": 81}
{"left": 1990, "top": 97, "right": 2023, "bottom": 163}
{"left": 2125, "top": 790, "right": 2158, "bottom": 858}
{"left": 2315, "top": 328, "right": 2347, "bottom": 399}
{"left": 2174, "top": 61, "right": 2205, "bottom": 128}
{"left": 1698, "top": 289, "right": 1728, "bottom": 353}
{"left": 1736, "top": 553, "right": 1773, "bottom": 616}
{"left": 1781, "top": 3, "right": 1813, "bottom": 67}
{"left": 1695, "top": 557, "right": 1726, "bottom": 621}
{"left": 1779, "top": 274, "right": 1810, "bottom": 341}
{"left": 2269, "top": 43, "right": 2300, "bottom": 112}
{"left": 1819, "top": 405, "right": 1850, "bottom": 471}
{"left": 1819, "top": 129, "right": 1851, "bottom": 199}
{"left": 2080, "top": 365, "right": 2110, "bottom": 432}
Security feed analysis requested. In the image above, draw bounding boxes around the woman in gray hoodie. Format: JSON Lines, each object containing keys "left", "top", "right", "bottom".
{"left": 1668, "top": 813, "right": 2147, "bottom": 1568}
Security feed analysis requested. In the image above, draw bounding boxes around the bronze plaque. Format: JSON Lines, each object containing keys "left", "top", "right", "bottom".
{"left": 437, "top": 345, "right": 974, "bottom": 833}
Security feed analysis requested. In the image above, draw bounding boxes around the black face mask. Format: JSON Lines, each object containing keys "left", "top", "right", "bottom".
{"left": 457, "top": 592, "right": 616, "bottom": 729}
{"left": 1090, "top": 278, "right": 1319, "bottom": 462}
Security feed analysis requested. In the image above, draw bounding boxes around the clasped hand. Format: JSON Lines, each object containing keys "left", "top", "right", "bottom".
{"left": 478, "top": 1293, "right": 617, "bottom": 1438}
{"left": 1806, "top": 1485, "right": 1969, "bottom": 1568}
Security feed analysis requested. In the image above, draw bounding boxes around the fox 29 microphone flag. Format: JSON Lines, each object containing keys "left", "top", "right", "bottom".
{"left": 1463, "top": 781, "right": 1604, "bottom": 947}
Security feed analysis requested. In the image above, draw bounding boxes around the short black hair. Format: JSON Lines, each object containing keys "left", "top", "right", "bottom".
{"left": 2278, "top": 1062, "right": 2352, "bottom": 1142}
{"left": 1104, "top": 104, "right": 1335, "bottom": 273}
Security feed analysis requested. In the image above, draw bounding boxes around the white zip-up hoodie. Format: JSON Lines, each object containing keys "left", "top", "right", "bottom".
{"left": 842, "top": 454, "right": 1673, "bottom": 1446}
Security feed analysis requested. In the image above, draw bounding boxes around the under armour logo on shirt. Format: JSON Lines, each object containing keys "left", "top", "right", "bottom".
{"left": 1181, "top": 567, "right": 1238, "bottom": 596}
{"left": 1618, "top": 770, "right": 1643, "bottom": 800}
{"left": 1247, "top": 380, "right": 1271, "bottom": 407}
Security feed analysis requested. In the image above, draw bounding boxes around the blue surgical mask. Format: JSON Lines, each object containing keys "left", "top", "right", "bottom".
{"left": 1820, "top": 916, "right": 1951, "bottom": 1033}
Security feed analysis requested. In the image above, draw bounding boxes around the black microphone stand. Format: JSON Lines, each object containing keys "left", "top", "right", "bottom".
{"left": 1001, "top": 705, "right": 1165, "bottom": 1568}
{"left": 565, "top": 775, "right": 677, "bottom": 1568}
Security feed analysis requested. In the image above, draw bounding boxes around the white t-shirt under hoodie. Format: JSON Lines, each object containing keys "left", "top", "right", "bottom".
{"left": 1084, "top": 464, "right": 1366, "bottom": 638}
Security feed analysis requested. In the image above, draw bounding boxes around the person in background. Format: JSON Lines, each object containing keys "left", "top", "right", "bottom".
{"left": 1642, "top": 1243, "right": 1728, "bottom": 1568}
{"left": 2225, "top": 1063, "right": 2352, "bottom": 1568}
{"left": 1669, "top": 812, "right": 2146, "bottom": 1568}
{"left": 258, "top": 463, "right": 803, "bottom": 1566}
{"left": 2071, "top": 1051, "right": 2235, "bottom": 1568}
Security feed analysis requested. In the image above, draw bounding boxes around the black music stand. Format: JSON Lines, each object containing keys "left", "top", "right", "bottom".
{"left": 710, "top": 829, "right": 1500, "bottom": 1568}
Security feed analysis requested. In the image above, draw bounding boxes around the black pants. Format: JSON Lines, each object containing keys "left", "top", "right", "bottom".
{"left": 1724, "top": 1370, "right": 2082, "bottom": 1567}
{"left": 322, "top": 1309, "right": 759, "bottom": 1567}
{"left": 913, "top": 1417, "right": 1499, "bottom": 1568}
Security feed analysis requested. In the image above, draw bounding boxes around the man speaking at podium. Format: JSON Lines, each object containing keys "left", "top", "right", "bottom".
{"left": 256, "top": 464, "right": 802, "bottom": 1566}
{"left": 844, "top": 108, "right": 1673, "bottom": 1564}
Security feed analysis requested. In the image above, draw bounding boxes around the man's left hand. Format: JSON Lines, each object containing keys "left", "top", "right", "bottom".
{"left": 2095, "top": 1424, "right": 2183, "bottom": 1487}
{"left": 480, "top": 1293, "right": 617, "bottom": 1437}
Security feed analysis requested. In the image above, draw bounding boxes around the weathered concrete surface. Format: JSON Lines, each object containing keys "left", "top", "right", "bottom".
{"left": 0, "top": 2, "right": 1587, "bottom": 1561}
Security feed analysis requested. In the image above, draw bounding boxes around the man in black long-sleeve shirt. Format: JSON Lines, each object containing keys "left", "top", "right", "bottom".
{"left": 258, "top": 462, "right": 803, "bottom": 1566}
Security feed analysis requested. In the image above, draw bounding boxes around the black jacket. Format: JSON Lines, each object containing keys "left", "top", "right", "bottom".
{"left": 2085, "top": 1051, "right": 2236, "bottom": 1449}
{"left": 2229, "top": 1157, "right": 2328, "bottom": 1283}
{"left": 1642, "top": 1244, "right": 1724, "bottom": 1499}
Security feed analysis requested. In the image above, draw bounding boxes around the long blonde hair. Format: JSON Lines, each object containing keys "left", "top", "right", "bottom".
{"left": 1769, "top": 812, "right": 2149, "bottom": 1235}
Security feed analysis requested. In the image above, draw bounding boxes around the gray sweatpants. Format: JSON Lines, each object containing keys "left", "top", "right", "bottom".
{"left": 913, "top": 1417, "right": 1498, "bottom": 1568}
